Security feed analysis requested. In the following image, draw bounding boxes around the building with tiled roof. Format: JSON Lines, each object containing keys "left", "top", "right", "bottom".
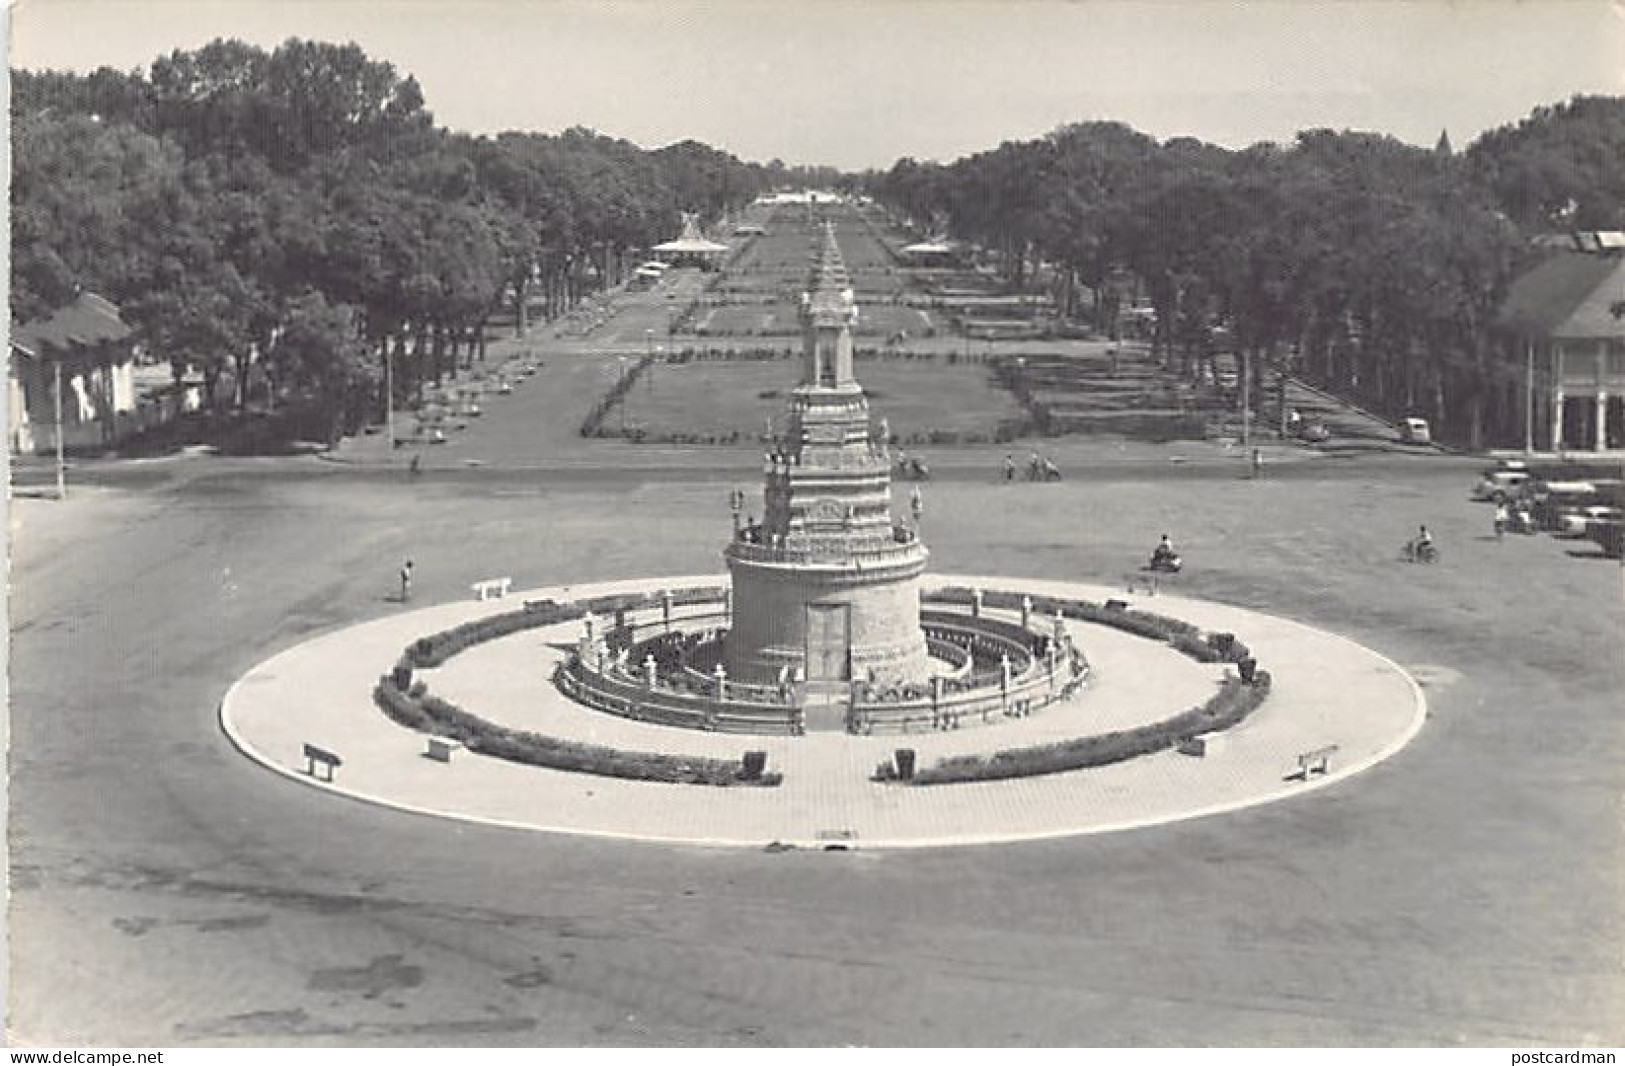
{"left": 1498, "top": 249, "right": 1625, "bottom": 452}
{"left": 9, "top": 292, "right": 138, "bottom": 455}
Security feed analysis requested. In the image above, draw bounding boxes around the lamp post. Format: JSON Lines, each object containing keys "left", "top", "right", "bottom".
{"left": 1524, "top": 339, "right": 1535, "bottom": 456}
{"left": 52, "top": 357, "right": 67, "bottom": 500}
{"left": 383, "top": 344, "right": 394, "bottom": 458}
{"left": 1240, "top": 347, "right": 1253, "bottom": 475}
{"left": 618, "top": 355, "right": 628, "bottom": 434}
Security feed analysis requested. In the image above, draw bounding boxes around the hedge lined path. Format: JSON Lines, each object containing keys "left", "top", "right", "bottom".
{"left": 221, "top": 574, "right": 1423, "bottom": 848}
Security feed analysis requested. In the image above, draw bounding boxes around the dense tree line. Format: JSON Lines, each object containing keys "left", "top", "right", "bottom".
{"left": 868, "top": 100, "right": 1625, "bottom": 448}
{"left": 12, "top": 39, "right": 777, "bottom": 440}
{"left": 16, "top": 38, "right": 1622, "bottom": 451}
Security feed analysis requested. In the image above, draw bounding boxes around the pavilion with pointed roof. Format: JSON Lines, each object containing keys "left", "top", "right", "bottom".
{"left": 652, "top": 213, "right": 730, "bottom": 269}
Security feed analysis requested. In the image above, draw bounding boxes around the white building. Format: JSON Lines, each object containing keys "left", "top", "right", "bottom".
{"left": 9, "top": 292, "right": 138, "bottom": 455}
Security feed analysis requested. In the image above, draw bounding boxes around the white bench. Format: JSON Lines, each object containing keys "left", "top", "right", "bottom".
{"left": 471, "top": 576, "right": 513, "bottom": 601}
{"left": 1291, "top": 744, "right": 1339, "bottom": 780}
{"left": 425, "top": 737, "right": 465, "bottom": 763}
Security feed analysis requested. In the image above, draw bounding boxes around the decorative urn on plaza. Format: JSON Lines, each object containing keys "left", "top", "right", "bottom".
{"left": 723, "top": 222, "right": 932, "bottom": 722}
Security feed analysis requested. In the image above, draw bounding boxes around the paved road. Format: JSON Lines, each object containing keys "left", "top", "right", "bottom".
{"left": 9, "top": 438, "right": 1624, "bottom": 1045}
{"left": 9, "top": 255, "right": 1625, "bottom": 1044}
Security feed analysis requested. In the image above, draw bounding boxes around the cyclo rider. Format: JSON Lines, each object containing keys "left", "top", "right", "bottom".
{"left": 1408, "top": 524, "right": 1435, "bottom": 560}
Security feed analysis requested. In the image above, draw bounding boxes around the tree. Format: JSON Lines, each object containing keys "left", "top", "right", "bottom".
{"left": 269, "top": 291, "right": 375, "bottom": 442}
{"left": 1466, "top": 95, "right": 1625, "bottom": 230}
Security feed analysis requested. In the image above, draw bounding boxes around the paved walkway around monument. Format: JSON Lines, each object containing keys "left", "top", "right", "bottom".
{"left": 221, "top": 575, "right": 1425, "bottom": 848}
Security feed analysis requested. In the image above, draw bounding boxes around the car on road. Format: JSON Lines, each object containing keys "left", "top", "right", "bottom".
{"left": 1298, "top": 421, "right": 1331, "bottom": 444}
{"left": 1472, "top": 467, "right": 1531, "bottom": 502}
{"left": 1530, "top": 479, "right": 1598, "bottom": 528}
{"left": 1587, "top": 517, "right": 1625, "bottom": 558}
{"left": 1556, "top": 504, "right": 1624, "bottom": 538}
{"left": 1399, "top": 417, "right": 1432, "bottom": 444}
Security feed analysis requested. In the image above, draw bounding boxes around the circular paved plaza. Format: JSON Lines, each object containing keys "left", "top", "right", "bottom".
{"left": 222, "top": 574, "right": 1425, "bottom": 848}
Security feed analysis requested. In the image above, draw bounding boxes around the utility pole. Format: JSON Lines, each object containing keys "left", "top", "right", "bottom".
{"left": 53, "top": 358, "right": 67, "bottom": 500}
{"left": 1240, "top": 348, "right": 1252, "bottom": 464}
{"left": 1524, "top": 339, "right": 1535, "bottom": 455}
{"left": 384, "top": 344, "right": 395, "bottom": 456}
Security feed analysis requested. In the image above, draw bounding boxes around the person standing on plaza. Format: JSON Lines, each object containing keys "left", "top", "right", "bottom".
{"left": 399, "top": 559, "right": 414, "bottom": 602}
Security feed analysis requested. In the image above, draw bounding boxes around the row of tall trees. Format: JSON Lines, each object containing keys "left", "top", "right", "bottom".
{"left": 12, "top": 39, "right": 778, "bottom": 440}
{"left": 868, "top": 99, "right": 1625, "bottom": 448}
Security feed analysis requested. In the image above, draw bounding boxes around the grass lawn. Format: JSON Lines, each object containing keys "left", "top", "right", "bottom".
{"left": 616, "top": 354, "right": 1025, "bottom": 442}
{"left": 691, "top": 301, "right": 932, "bottom": 338}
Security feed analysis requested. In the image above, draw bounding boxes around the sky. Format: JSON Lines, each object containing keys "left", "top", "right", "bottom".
{"left": 8, "top": 0, "right": 1625, "bottom": 169}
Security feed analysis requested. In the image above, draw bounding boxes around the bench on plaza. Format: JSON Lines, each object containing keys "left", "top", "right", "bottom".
{"left": 1124, "top": 572, "right": 1160, "bottom": 596}
{"left": 425, "top": 736, "right": 465, "bottom": 763}
{"left": 471, "top": 576, "right": 513, "bottom": 602}
{"left": 303, "top": 743, "right": 342, "bottom": 782}
{"left": 1290, "top": 744, "right": 1339, "bottom": 780}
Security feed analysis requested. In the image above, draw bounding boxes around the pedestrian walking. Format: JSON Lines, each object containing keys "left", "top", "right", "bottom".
{"left": 1003, "top": 453, "right": 1016, "bottom": 481}
{"left": 399, "top": 559, "right": 414, "bottom": 602}
{"left": 1494, "top": 499, "right": 1509, "bottom": 540}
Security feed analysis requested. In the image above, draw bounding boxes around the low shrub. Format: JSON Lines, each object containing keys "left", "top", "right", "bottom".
{"left": 910, "top": 672, "right": 1271, "bottom": 785}
{"left": 1171, "top": 632, "right": 1224, "bottom": 662}
{"left": 371, "top": 682, "right": 782, "bottom": 786}
{"left": 406, "top": 600, "right": 584, "bottom": 667}
{"left": 1206, "top": 631, "right": 1252, "bottom": 664}
{"left": 390, "top": 659, "right": 414, "bottom": 690}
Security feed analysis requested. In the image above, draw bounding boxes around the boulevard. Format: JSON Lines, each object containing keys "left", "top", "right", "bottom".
{"left": 9, "top": 332, "right": 1624, "bottom": 1043}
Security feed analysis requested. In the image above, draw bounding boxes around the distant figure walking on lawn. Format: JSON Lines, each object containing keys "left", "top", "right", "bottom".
{"left": 399, "top": 559, "right": 414, "bottom": 602}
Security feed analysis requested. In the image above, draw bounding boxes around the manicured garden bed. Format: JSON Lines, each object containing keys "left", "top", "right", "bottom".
{"left": 903, "top": 671, "right": 1271, "bottom": 785}
{"left": 374, "top": 678, "right": 781, "bottom": 787}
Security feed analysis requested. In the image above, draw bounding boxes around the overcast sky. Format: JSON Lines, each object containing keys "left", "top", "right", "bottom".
{"left": 9, "top": 0, "right": 1625, "bottom": 169}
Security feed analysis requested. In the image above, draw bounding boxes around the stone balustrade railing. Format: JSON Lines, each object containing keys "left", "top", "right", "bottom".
{"left": 559, "top": 584, "right": 1090, "bottom": 736}
{"left": 725, "top": 536, "right": 924, "bottom": 568}
{"left": 557, "top": 659, "right": 803, "bottom": 735}
{"left": 848, "top": 645, "right": 1088, "bottom": 735}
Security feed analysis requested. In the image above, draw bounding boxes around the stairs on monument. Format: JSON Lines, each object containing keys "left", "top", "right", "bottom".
{"left": 800, "top": 680, "right": 851, "bottom": 733}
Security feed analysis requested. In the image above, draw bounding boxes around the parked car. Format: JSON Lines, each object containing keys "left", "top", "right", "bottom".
{"left": 1530, "top": 480, "right": 1598, "bottom": 528}
{"left": 1586, "top": 518, "right": 1624, "bottom": 558}
{"left": 1556, "top": 504, "right": 1624, "bottom": 539}
{"left": 1472, "top": 468, "right": 1532, "bottom": 502}
{"left": 1399, "top": 417, "right": 1432, "bottom": 444}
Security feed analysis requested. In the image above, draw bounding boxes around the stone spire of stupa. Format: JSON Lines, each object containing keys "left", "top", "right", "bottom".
{"left": 722, "top": 213, "right": 932, "bottom": 694}
{"left": 797, "top": 222, "right": 859, "bottom": 391}
{"left": 808, "top": 221, "right": 853, "bottom": 305}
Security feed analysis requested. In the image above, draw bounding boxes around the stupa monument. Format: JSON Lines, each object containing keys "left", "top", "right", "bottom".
{"left": 724, "top": 222, "right": 932, "bottom": 718}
